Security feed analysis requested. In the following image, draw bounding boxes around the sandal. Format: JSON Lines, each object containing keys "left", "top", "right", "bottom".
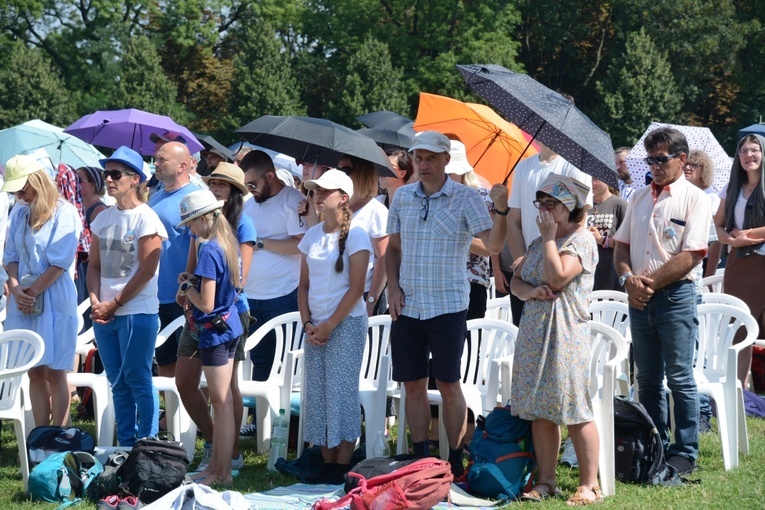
{"left": 566, "top": 485, "right": 603, "bottom": 506}
{"left": 520, "top": 482, "right": 560, "bottom": 502}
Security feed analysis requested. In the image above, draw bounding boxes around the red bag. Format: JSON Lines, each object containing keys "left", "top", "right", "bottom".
{"left": 312, "top": 457, "right": 452, "bottom": 510}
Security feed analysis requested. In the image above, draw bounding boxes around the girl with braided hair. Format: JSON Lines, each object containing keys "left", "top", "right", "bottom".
{"left": 298, "top": 169, "right": 372, "bottom": 484}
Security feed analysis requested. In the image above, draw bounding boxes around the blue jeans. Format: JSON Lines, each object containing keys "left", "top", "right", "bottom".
{"left": 630, "top": 280, "right": 699, "bottom": 460}
{"left": 95, "top": 314, "right": 159, "bottom": 446}
{"left": 247, "top": 288, "right": 299, "bottom": 381}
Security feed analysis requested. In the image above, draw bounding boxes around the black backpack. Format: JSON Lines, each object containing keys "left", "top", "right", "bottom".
{"left": 26, "top": 426, "right": 96, "bottom": 468}
{"left": 117, "top": 436, "right": 189, "bottom": 503}
{"left": 613, "top": 397, "right": 680, "bottom": 485}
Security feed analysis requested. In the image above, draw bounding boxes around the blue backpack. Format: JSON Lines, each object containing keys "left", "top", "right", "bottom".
{"left": 467, "top": 406, "right": 535, "bottom": 500}
{"left": 28, "top": 451, "right": 103, "bottom": 508}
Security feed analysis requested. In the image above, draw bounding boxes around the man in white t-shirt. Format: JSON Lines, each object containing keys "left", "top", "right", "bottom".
{"left": 240, "top": 150, "right": 308, "bottom": 381}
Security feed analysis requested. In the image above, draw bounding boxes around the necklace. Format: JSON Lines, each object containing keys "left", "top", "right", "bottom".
{"left": 744, "top": 181, "right": 758, "bottom": 192}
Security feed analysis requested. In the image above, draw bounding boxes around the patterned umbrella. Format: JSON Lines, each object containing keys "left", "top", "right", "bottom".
{"left": 457, "top": 64, "right": 618, "bottom": 188}
{"left": 627, "top": 122, "right": 732, "bottom": 191}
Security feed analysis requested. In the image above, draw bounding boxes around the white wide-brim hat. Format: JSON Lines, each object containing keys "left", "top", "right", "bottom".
{"left": 177, "top": 189, "right": 225, "bottom": 226}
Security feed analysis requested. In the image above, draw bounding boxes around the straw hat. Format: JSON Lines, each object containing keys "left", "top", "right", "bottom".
{"left": 177, "top": 190, "right": 225, "bottom": 226}
{"left": 201, "top": 162, "right": 248, "bottom": 195}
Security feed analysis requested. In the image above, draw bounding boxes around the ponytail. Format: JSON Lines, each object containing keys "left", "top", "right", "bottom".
{"left": 335, "top": 203, "right": 352, "bottom": 273}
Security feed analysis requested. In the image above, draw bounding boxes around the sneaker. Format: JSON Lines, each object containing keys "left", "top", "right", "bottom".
{"left": 231, "top": 452, "right": 244, "bottom": 470}
{"left": 699, "top": 414, "right": 712, "bottom": 434}
{"left": 240, "top": 422, "right": 258, "bottom": 438}
{"left": 97, "top": 495, "right": 120, "bottom": 510}
{"left": 559, "top": 437, "right": 579, "bottom": 468}
{"left": 666, "top": 454, "right": 696, "bottom": 475}
{"left": 195, "top": 441, "right": 213, "bottom": 471}
{"left": 117, "top": 496, "right": 144, "bottom": 509}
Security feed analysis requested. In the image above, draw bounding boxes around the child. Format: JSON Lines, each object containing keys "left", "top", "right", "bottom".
{"left": 176, "top": 190, "right": 243, "bottom": 486}
{"left": 298, "top": 170, "right": 371, "bottom": 484}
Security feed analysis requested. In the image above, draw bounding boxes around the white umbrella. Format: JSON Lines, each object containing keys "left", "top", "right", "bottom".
{"left": 627, "top": 122, "right": 731, "bottom": 191}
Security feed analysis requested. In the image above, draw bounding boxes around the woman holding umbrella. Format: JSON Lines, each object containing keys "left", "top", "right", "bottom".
{"left": 2, "top": 155, "right": 83, "bottom": 427}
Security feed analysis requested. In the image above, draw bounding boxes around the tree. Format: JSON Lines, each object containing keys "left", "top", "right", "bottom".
{"left": 328, "top": 36, "right": 408, "bottom": 128}
{"left": 595, "top": 28, "right": 682, "bottom": 146}
{"left": 0, "top": 42, "right": 76, "bottom": 128}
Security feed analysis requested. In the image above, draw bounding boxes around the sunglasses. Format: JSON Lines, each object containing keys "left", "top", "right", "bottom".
{"left": 337, "top": 166, "right": 353, "bottom": 175}
{"left": 533, "top": 199, "right": 560, "bottom": 210}
{"left": 103, "top": 169, "right": 133, "bottom": 181}
{"left": 643, "top": 153, "right": 680, "bottom": 166}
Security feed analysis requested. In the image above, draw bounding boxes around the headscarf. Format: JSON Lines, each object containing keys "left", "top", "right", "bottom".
{"left": 537, "top": 174, "right": 590, "bottom": 212}
{"left": 81, "top": 166, "right": 105, "bottom": 194}
{"left": 723, "top": 134, "right": 765, "bottom": 257}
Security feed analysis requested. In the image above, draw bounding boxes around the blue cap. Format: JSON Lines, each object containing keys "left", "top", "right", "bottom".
{"left": 99, "top": 146, "right": 146, "bottom": 182}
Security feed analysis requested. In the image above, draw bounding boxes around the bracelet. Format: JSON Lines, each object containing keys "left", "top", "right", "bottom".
{"left": 494, "top": 206, "right": 510, "bottom": 216}
{"left": 114, "top": 296, "right": 123, "bottom": 307}
{"left": 303, "top": 320, "right": 313, "bottom": 329}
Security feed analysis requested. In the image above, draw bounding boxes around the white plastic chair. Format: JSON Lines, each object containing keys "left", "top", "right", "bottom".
{"left": 589, "top": 300, "right": 632, "bottom": 397}
{"left": 358, "top": 315, "right": 393, "bottom": 458}
{"left": 0, "top": 329, "right": 45, "bottom": 492}
{"left": 588, "top": 321, "right": 629, "bottom": 497}
{"left": 701, "top": 291, "right": 749, "bottom": 312}
{"left": 240, "top": 311, "right": 304, "bottom": 453}
{"left": 485, "top": 296, "right": 513, "bottom": 323}
{"left": 67, "top": 300, "right": 116, "bottom": 446}
{"left": 153, "top": 316, "right": 197, "bottom": 461}
{"left": 395, "top": 318, "right": 517, "bottom": 458}
{"left": 590, "top": 290, "right": 629, "bottom": 304}
{"left": 692, "top": 303, "right": 758, "bottom": 470}
{"left": 702, "top": 274, "right": 724, "bottom": 294}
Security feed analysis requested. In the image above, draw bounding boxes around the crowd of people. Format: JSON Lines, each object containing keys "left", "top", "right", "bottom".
{"left": 1, "top": 124, "right": 763, "bottom": 503}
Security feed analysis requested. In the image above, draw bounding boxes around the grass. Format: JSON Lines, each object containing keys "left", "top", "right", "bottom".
{"left": 1, "top": 415, "right": 764, "bottom": 509}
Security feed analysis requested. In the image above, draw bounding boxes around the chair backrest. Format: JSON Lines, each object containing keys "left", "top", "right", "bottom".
{"left": 590, "top": 290, "right": 629, "bottom": 304}
{"left": 461, "top": 318, "right": 517, "bottom": 393}
{"left": 487, "top": 277, "right": 497, "bottom": 300}
{"left": 485, "top": 296, "right": 512, "bottom": 323}
{"left": 696, "top": 303, "right": 758, "bottom": 380}
{"left": 155, "top": 315, "right": 186, "bottom": 349}
{"left": 701, "top": 292, "right": 749, "bottom": 313}
{"left": 588, "top": 321, "right": 629, "bottom": 400}
{"left": 589, "top": 300, "right": 631, "bottom": 343}
{"left": 242, "top": 311, "right": 303, "bottom": 383}
{"left": 360, "top": 315, "right": 393, "bottom": 390}
{"left": 0, "top": 330, "right": 45, "bottom": 411}
{"left": 702, "top": 274, "right": 724, "bottom": 294}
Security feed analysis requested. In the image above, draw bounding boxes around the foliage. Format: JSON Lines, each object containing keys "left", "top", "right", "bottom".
{"left": 0, "top": 41, "right": 76, "bottom": 128}
{"left": 594, "top": 28, "right": 682, "bottom": 147}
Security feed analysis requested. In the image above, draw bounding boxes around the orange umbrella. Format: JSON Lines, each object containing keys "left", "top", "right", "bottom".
{"left": 413, "top": 92, "right": 537, "bottom": 186}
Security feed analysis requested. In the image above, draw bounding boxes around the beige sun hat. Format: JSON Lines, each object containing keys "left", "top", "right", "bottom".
{"left": 201, "top": 162, "right": 248, "bottom": 195}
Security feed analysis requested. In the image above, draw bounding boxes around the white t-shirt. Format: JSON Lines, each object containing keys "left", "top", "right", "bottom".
{"left": 351, "top": 199, "right": 389, "bottom": 292}
{"left": 508, "top": 154, "right": 593, "bottom": 250}
{"left": 298, "top": 224, "right": 372, "bottom": 323}
{"left": 719, "top": 183, "right": 765, "bottom": 255}
{"left": 242, "top": 186, "right": 308, "bottom": 299}
{"left": 90, "top": 204, "right": 168, "bottom": 316}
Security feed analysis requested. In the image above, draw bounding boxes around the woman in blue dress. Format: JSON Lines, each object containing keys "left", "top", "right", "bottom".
{"left": 2, "top": 155, "right": 82, "bottom": 427}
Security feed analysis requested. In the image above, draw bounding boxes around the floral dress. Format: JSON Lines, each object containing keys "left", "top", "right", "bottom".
{"left": 511, "top": 228, "right": 597, "bottom": 425}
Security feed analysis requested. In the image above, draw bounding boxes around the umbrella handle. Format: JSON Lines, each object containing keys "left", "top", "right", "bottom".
{"left": 502, "top": 121, "right": 546, "bottom": 185}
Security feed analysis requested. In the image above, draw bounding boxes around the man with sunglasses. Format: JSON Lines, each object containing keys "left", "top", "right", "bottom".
{"left": 613, "top": 126, "right": 710, "bottom": 476}
{"left": 386, "top": 131, "right": 509, "bottom": 478}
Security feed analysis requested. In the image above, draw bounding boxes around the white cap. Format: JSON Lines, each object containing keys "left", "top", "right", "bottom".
{"left": 303, "top": 169, "right": 354, "bottom": 198}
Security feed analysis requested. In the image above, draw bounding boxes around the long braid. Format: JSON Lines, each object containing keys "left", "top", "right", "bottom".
{"left": 335, "top": 203, "right": 352, "bottom": 273}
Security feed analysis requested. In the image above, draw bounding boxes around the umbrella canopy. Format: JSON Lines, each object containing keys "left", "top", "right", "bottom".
{"left": 227, "top": 141, "right": 302, "bottom": 179}
{"left": 236, "top": 115, "right": 395, "bottom": 177}
{"left": 626, "top": 122, "right": 732, "bottom": 191}
{"left": 413, "top": 92, "right": 538, "bottom": 186}
{"left": 194, "top": 133, "right": 235, "bottom": 161}
{"left": 357, "top": 111, "right": 413, "bottom": 129}
{"left": 457, "top": 64, "right": 618, "bottom": 188}
{"left": 357, "top": 121, "right": 416, "bottom": 151}
{"left": 738, "top": 123, "right": 765, "bottom": 145}
{"left": 64, "top": 108, "right": 204, "bottom": 156}
{"left": 0, "top": 119, "right": 105, "bottom": 169}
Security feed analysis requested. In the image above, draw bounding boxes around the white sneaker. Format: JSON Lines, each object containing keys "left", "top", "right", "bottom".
{"left": 195, "top": 441, "right": 213, "bottom": 471}
{"left": 231, "top": 453, "right": 244, "bottom": 470}
{"left": 559, "top": 437, "right": 579, "bottom": 468}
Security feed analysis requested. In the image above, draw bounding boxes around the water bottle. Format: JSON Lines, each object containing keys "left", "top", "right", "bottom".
{"left": 372, "top": 431, "right": 390, "bottom": 458}
{"left": 266, "top": 409, "right": 290, "bottom": 471}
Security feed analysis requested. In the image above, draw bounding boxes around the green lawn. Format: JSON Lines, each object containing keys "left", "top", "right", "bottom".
{"left": 2, "top": 415, "right": 764, "bottom": 509}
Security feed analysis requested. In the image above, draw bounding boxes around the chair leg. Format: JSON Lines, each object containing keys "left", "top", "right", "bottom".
{"left": 14, "top": 417, "right": 29, "bottom": 492}
{"left": 714, "top": 390, "right": 735, "bottom": 470}
{"left": 437, "top": 404, "right": 448, "bottom": 460}
{"left": 395, "top": 388, "right": 408, "bottom": 455}
{"left": 736, "top": 386, "right": 749, "bottom": 455}
{"left": 92, "top": 381, "right": 116, "bottom": 447}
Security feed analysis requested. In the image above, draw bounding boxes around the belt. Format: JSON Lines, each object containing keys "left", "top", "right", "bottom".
{"left": 201, "top": 312, "right": 230, "bottom": 329}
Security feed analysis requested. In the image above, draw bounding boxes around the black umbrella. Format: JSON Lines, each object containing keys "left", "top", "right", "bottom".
{"left": 457, "top": 64, "right": 618, "bottom": 188}
{"left": 357, "top": 121, "right": 416, "bottom": 151}
{"left": 236, "top": 116, "right": 395, "bottom": 177}
{"left": 357, "top": 111, "right": 413, "bottom": 129}
{"left": 193, "top": 133, "right": 235, "bottom": 161}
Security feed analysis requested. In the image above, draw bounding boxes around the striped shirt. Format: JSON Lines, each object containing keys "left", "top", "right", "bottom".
{"left": 387, "top": 177, "right": 493, "bottom": 319}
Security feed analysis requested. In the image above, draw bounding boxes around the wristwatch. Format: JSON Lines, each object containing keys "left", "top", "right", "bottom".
{"left": 618, "top": 272, "right": 633, "bottom": 288}
{"left": 256, "top": 238, "right": 265, "bottom": 250}
{"left": 180, "top": 281, "right": 192, "bottom": 293}
{"left": 367, "top": 295, "right": 377, "bottom": 304}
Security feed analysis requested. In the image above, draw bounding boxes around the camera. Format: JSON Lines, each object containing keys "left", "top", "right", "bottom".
{"left": 211, "top": 314, "right": 228, "bottom": 333}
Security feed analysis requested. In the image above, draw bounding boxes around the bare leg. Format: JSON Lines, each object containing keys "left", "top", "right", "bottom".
{"left": 435, "top": 379, "right": 466, "bottom": 450}
{"left": 568, "top": 421, "right": 600, "bottom": 487}
{"left": 525, "top": 419, "right": 560, "bottom": 496}
{"left": 231, "top": 360, "right": 243, "bottom": 459}
{"left": 403, "top": 378, "right": 430, "bottom": 443}
{"left": 28, "top": 366, "right": 52, "bottom": 427}
{"left": 194, "top": 361, "right": 235, "bottom": 485}
{"left": 157, "top": 362, "right": 176, "bottom": 378}
{"left": 47, "top": 368, "right": 71, "bottom": 427}
{"left": 176, "top": 355, "right": 213, "bottom": 443}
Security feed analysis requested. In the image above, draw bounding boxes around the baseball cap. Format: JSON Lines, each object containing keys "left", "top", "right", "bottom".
{"left": 150, "top": 131, "right": 187, "bottom": 145}
{"left": 409, "top": 131, "right": 451, "bottom": 154}
{"left": 303, "top": 169, "right": 354, "bottom": 198}
{"left": 1, "top": 155, "right": 43, "bottom": 193}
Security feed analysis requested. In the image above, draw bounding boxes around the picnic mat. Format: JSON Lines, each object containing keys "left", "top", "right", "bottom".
{"left": 243, "top": 483, "right": 500, "bottom": 509}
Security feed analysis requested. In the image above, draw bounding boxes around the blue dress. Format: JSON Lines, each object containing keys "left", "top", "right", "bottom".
{"left": 4, "top": 199, "right": 82, "bottom": 370}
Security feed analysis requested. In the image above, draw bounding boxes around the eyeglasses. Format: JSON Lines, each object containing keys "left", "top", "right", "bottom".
{"left": 420, "top": 196, "right": 430, "bottom": 221}
{"left": 684, "top": 162, "right": 702, "bottom": 170}
{"left": 533, "top": 199, "right": 560, "bottom": 210}
{"left": 739, "top": 148, "right": 762, "bottom": 156}
{"left": 103, "top": 169, "right": 131, "bottom": 181}
{"left": 643, "top": 153, "right": 680, "bottom": 166}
